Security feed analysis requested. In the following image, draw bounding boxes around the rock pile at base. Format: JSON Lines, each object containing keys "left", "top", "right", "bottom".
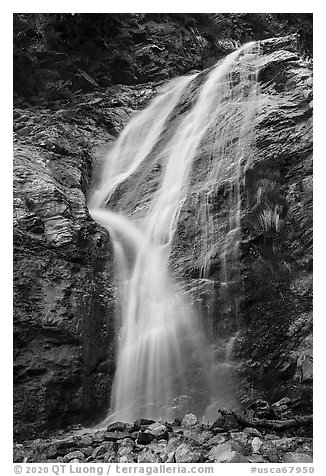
{"left": 14, "top": 409, "right": 313, "bottom": 464}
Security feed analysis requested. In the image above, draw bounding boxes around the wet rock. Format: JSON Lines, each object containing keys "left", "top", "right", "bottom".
{"left": 175, "top": 443, "right": 201, "bottom": 463}
{"left": 105, "top": 431, "right": 131, "bottom": 441}
{"left": 117, "top": 438, "right": 134, "bottom": 457}
{"left": 46, "top": 443, "right": 59, "bottom": 458}
{"left": 211, "top": 412, "right": 240, "bottom": 431}
{"left": 91, "top": 441, "right": 115, "bottom": 460}
{"left": 147, "top": 440, "right": 168, "bottom": 454}
{"left": 181, "top": 413, "right": 198, "bottom": 426}
{"left": 103, "top": 451, "right": 117, "bottom": 463}
{"left": 80, "top": 446, "right": 93, "bottom": 457}
{"left": 283, "top": 452, "right": 313, "bottom": 463}
{"left": 145, "top": 422, "right": 169, "bottom": 439}
{"left": 160, "top": 437, "right": 184, "bottom": 462}
{"left": 93, "top": 430, "right": 106, "bottom": 443}
{"left": 137, "top": 431, "right": 154, "bottom": 445}
{"left": 79, "top": 436, "right": 93, "bottom": 447}
{"left": 208, "top": 443, "right": 248, "bottom": 463}
{"left": 230, "top": 439, "right": 251, "bottom": 456}
{"left": 205, "top": 434, "right": 227, "bottom": 446}
{"left": 243, "top": 427, "right": 263, "bottom": 438}
{"left": 13, "top": 443, "right": 30, "bottom": 463}
{"left": 119, "top": 453, "right": 136, "bottom": 463}
{"left": 230, "top": 431, "right": 249, "bottom": 445}
{"left": 183, "top": 429, "right": 213, "bottom": 445}
{"left": 260, "top": 442, "right": 282, "bottom": 463}
{"left": 70, "top": 458, "right": 82, "bottom": 463}
{"left": 137, "top": 448, "right": 160, "bottom": 463}
{"left": 271, "top": 437, "right": 301, "bottom": 452}
{"left": 63, "top": 450, "right": 85, "bottom": 462}
{"left": 247, "top": 454, "right": 268, "bottom": 463}
{"left": 133, "top": 418, "right": 156, "bottom": 429}
{"left": 252, "top": 437, "right": 263, "bottom": 454}
{"left": 265, "top": 434, "right": 280, "bottom": 440}
{"left": 107, "top": 422, "right": 126, "bottom": 432}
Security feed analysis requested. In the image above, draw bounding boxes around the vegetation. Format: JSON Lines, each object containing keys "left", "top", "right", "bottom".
{"left": 14, "top": 13, "right": 312, "bottom": 105}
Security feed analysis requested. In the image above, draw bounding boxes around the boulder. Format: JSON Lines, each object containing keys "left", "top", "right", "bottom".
{"left": 137, "top": 449, "right": 160, "bottom": 463}
{"left": 137, "top": 431, "right": 154, "bottom": 445}
{"left": 208, "top": 443, "right": 248, "bottom": 463}
{"left": 63, "top": 450, "right": 85, "bottom": 462}
{"left": 181, "top": 413, "right": 198, "bottom": 426}
{"left": 230, "top": 431, "right": 249, "bottom": 445}
{"left": 175, "top": 443, "right": 201, "bottom": 463}
{"left": 145, "top": 422, "right": 169, "bottom": 439}
{"left": 283, "top": 452, "right": 313, "bottom": 463}
{"left": 252, "top": 437, "right": 263, "bottom": 454}
{"left": 107, "top": 422, "right": 126, "bottom": 432}
{"left": 205, "top": 434, "right": 227, "bottom": 447}
{"left": 243, "top": 427, "right": 263, "bottom": 438}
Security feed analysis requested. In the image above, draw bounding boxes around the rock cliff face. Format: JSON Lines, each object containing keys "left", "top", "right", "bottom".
{"left": 13, "top": 84, "right": 158, "bottom": 439}
{"left": 172, "top": 35, "right": 312, "bottom": 409}
{"left": 13, "top": 14, "right": 312, "bottom": 441}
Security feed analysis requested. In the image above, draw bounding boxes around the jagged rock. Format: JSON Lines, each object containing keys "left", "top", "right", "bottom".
{"left": 119, "top": 453, "right": 136, "bottom": 463}
{"left": 133, "top": 418, "right": 156, "bottom": 429}
{"left": 181, "top": 413, "right": 198, "bottom": 426}
{"left": 93, "top": 430, "right": 106, "bottom": 443}
{"left": 184, "top": 429, "right": 213, "bottom": 445}
{"left": 205, "top": 434, "right": 227, "bottom": 446}
{"left": 270, "top": 437, "right": 301, "bottom": 452}
{"left": 283, "top": 452, "right": 313, "bottom": 463}
{"left": 252, "top": 437, "right": 263, "bottom": 454}
{"left": 211, "top": 413, "right": 240, "bottom": 431}
{"left": 208, "top": 443, "right": 247, "bottom": 463}
{"left": 107, "top": 422, "right": 126, "bottom": 432}
{"left": 117, "top": 438, "right": 134, "bottom": 457}
{"left": 265, "top": 434, "right": 280, "bottom": 440}
{"left": 230, "top": 439, "right": 251, "bottom": 456}
{"left": 79, "top": 436, "right": 93, "bottom": 447}
{"left": 137, "top": 448, "right": 160, "bottom": 463}
{"left": 80, "top": 446, "right": 93, "bottom": 457}
{"left": 105, "top": 431, "right": 131, "bottom": 441}
{"left": 230, "top": 431, "right": 249, "bottom": 444}
{"left": 260, "top": 442, "right": 282, "bottom": 463}
{"left": 137, "top": 431, "right": 154, "bottom": 445}
{"left": 13, "top": 443, "right": 30, "bottom": 463}
{"left": 63, "top": 450, "right": 85, "bottom": 462}
{"left": 243, "top": 427, "right": 263, "bottom": 438}
{"left": 147, "top": 440, "right": 168, "bottom": 454}
{"left": 247, "top": 454, "right": 268, "bottom": 463}
{"left": 160, "top": 437, "right": 184, "bottom": 462}
{"left": 175, "top": 443, "right": 201, "bottom": 463}
{"left": 145, "top": 422, "right": 169, "bottom": 439}
{"left": 103, "top": 451, "right": 116, "bottom": 463}
{"left": 46, "top": 443, "right": 59, "bottom": 458}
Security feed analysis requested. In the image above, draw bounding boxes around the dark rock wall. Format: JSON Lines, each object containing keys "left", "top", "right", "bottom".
{"left": 239, "top": 38, "right": 313, "bottom": 408}
{"left": 171, "top": 36, "right": 312, "bottom": 409}
{"left": 13, "top": 85, "right": 158, "bottom": 440}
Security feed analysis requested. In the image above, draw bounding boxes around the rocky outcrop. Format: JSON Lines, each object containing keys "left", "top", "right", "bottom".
{"left": 239, "top": 37, "right": 312, "bottom": 408}
{"left": 13, "top": 84, "right": 158, "bottom": 440}
{"left": 171, "top": 35, "right": 312, "bottom": 408}
{"left": 13, "top": 409, "right": 313, "bottom": 463}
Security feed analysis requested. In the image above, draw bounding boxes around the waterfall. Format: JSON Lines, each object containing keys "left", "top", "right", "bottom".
{"left": 88, "top": 42, "right": 261, "bottom": 424}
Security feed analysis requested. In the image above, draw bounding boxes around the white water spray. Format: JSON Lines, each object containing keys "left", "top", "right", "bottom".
{"left": 89, "top": 43, "right": 261, "bottom": 424}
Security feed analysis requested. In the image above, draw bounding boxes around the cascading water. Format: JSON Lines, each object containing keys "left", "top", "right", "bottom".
{"left": 88, "top": 42, "right": 261, "bottom": 425}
